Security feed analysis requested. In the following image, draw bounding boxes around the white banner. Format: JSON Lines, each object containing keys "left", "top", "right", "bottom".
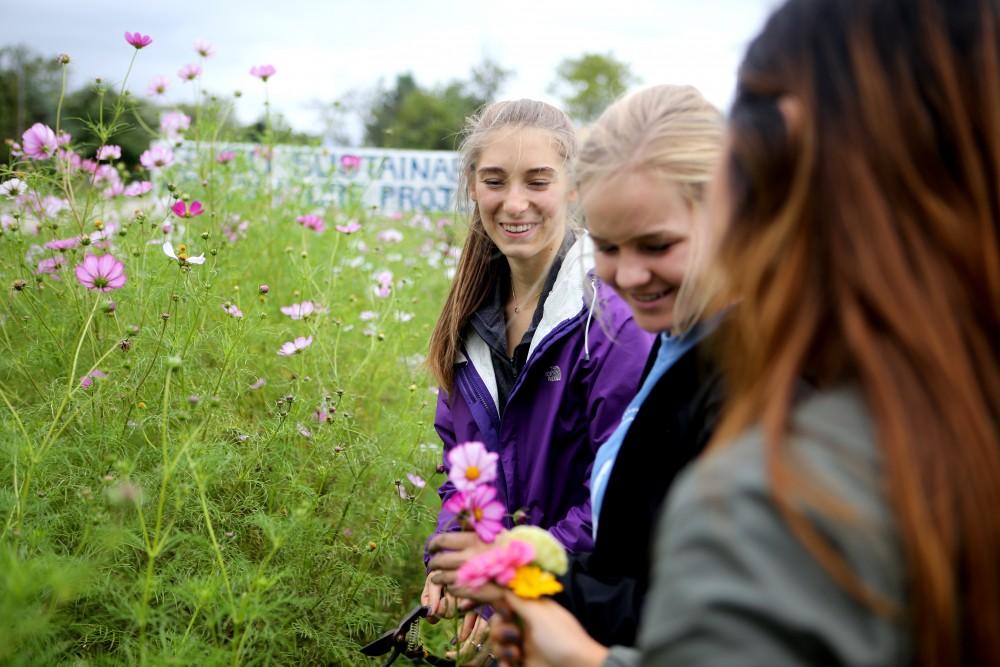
{"left": 173, "top": 142, "right": 462, "bottom": 214}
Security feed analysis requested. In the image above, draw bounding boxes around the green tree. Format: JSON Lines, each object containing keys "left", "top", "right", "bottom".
{"left": 363, "top": 73, "right": 419, "bottom": 146}
{"left": 0, "top": 45, "right": 63, "bottom": 163}
{"left": 362, "top": 58, "right": 512, "bottom": 149}
{"left": 549, "top": 52, "right": 638, "bottom": 123}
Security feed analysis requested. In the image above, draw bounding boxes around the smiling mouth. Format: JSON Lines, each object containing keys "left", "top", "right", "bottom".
{"left": 499, "top": 222, "right": 537, "bottom": 233}
{"left": 632, "top": 288, "right": 674, "bottom": 303}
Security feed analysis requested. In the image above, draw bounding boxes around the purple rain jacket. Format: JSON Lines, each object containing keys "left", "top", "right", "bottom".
{"left": 432, "top": 236, "right": 654, "bottom": 554}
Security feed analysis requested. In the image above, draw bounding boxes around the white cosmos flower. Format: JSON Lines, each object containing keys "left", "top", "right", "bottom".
{"left": 0, "top": 178, "right": 28, "bottom": 198}
{"left": 163, "top": 240, "right": 206, "bottom": 265}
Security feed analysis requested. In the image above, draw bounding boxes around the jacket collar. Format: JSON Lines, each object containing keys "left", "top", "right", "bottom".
{"left": 461, "top": 234, "right": 596, "bottom": 412}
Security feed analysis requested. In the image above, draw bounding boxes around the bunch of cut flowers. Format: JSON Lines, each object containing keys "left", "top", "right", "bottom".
{"left": 444, "top": 441, "right": 568, "bottom": 600}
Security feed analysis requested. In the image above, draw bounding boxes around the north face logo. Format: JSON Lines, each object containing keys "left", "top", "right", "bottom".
{"left": 545, "top": 366, "right": 562, "bottom": 382}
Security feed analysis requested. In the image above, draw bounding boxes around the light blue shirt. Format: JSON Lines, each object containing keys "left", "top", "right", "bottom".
{"left": 590, "top": 326, "right": 706, "bottom": 540}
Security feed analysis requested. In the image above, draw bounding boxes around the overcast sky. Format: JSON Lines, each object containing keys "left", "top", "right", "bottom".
{"left": 3, "top": 0, "right": 778, "bottom": 141}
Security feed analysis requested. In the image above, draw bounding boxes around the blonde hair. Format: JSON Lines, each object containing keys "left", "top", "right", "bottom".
{"left": 428, "top": 100, "right": 578, "bottom": 392}
{"left": 577, "top": 85, "right": 724, "bottom": 332}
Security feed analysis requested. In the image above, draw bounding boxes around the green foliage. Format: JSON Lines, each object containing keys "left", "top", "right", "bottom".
{"left": 0, "top": 52, "right": 463, "bottom": 665}
{"left": 60, "top": 85, "right": 159, "bottom": 166}
{"left": 0, "top": 45, "right": 64, "bottom": 164}
{"left": 364, "top": 59, "right": 512, "bottom": 149}
{"left": 549, "top": 52, "right": 639, "bottom": 123}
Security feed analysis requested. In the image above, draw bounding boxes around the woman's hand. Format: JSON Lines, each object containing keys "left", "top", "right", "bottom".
{"left": 490, "top": 593, "right": 608, "bottom": 667}
{"left": 428, "top": 531, "right": 508, "bottom": 607}
{"left": 421, "top": 571, "right": 458, "bottom": 622}
{"left": 446, "top": 612, "right": 494, "bottom": 666}
{"left": 427, "top": 531, "right": 493, "bottom": 583}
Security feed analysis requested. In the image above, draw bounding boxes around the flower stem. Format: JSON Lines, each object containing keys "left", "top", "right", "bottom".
{"left": 55, "top": 61, "right": 68, "bottom": 134}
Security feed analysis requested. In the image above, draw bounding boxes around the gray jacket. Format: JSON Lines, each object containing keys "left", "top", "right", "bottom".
{"left": 606, "top": 386, "right": 910, "bottom": 667}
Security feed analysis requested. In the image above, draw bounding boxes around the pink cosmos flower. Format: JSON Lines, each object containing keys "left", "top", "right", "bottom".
{"left": 75, "top": 254, "right": 127, "bottom": 292}
{"left": 455, "top": 540, "right": 535, "bottom": 589}
{"left": 93, "top": 164, "right": 119, "bottom": 185}
{"left": 223, "top": 219, "right": 249, "bottom": 241}
{"left": 194, "top": 39, "right": 214, "bottom": 58}
{"left": 80, "top": 368, "right": 109, "bottom": 389}
{"left": 171, "top": 200, "right": 204, "bottom": 218}
{"left": 36, "top": 255, "right": 66, "bottom": 276}
{"left": 102, "top": 183, "right": 124, "bottom": 199}
{"left": 335, "top": 221, "right": 361, "bottom": 234}
{"left": 377, "top": 229, "right": 403, "bottom": 243}
{"left": 124, "top": 181, "right": 153, "bottom": 197}
{"left": 280, "top": 301, "right": 319, "bottom": 320}
{"left": 161, "top": 222, "right": 173, "bottom": 234}
{"left": 313, "top": 406, "right": 334, "bottom": 423}
{"left": 297, "top": 423, "right": 313, "bottom": 439}
{"left": 340, "top": 154, "right": 361, "bottom": 171}
{"left": 295, "top": 214, "right": 325, "bottom": 232}
{"left": 222, "top": 303, "right": 243, "bottom": 318}
{"left": 44, "top": 236, "right": 79, "bottom": 251}
{"left": 277, "top": 336, "right": 313, "bottom": 356}
{"left": 20, "top": 193, "right": 67, "bottom": 219}
{"left": 124, "top": 32, "right": 152, "bottom": 49}
{"left": 250, "top": 64, "right": 276, "bottom": 81}
{"left": 77, "top": 157, "right": 98, "bottom": 174}
{"left": 216, "top": 150, "right": 235, "bottom": 164}
{"left": 160, "top": 110, "right": 191, "bottom": 139}
{"left": 447, "top": 441, "right": 498, "bottom": 492}
{"left": 178, "top": 64, "right": 202, "bottom": 81}
{"left": 22, "top": 123, "right": 58, "bottom": 160}
{"left": 374, "top": 271, "right": 393, "bottom": 298}
{"left": 407, "top": 473, "right": 426, "bottom": 489}
{"left": 96, "top": 145, "right": 121, "bottom": 161}
{"left": 147, "top": 75, "right": 170, "bottom": 96}
{"left": 139, "top": 145, "right": 174, "bottom": 171}
{"left": 443, "top": 484, "right": 506, "bottom": 542}
{"left": 249, "top": 377, "right": 266, "bottom": 390}
{"left": 359, "top": 311, "right": 377, "bottom": 321}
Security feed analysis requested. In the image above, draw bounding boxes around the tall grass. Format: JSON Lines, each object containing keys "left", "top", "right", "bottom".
{"left": 0, "top": 41, "right": 461, "bottom": 666}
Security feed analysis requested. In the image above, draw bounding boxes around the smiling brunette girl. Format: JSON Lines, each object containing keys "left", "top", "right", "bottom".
{"left": 422, "top": 99, "right": 652, "bottom": 651}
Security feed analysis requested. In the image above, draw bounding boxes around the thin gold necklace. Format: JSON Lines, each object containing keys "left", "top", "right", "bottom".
{"left": 511, "top": 281, "right": 541, "bottom": 314}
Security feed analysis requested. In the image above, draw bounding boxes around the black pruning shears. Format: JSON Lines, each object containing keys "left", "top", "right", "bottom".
{"left": 360, "top": 605, "right": 457, "bottom": 667}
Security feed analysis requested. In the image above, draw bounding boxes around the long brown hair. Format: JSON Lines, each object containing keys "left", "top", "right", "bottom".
{"left": 715, "top": 0, "right": 1000, "bottom": 664}
{"left": 427, "top": 100, "right": 577, "bottom": 392}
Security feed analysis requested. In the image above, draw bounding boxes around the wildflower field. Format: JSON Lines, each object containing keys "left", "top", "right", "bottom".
{"left": 1, "top": 33, "right": 460, "bottom": 666}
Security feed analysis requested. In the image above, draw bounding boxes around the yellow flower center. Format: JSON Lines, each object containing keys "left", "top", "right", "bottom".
{"left": 473, "top": 508, "right": 483, "bottom": 521}
{"left": 465, "top": 466, "right": 480, "bottom": 481}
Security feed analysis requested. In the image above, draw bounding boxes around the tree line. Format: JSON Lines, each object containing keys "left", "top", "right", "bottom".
{"left": 0, "top": 45, "right": 637, "bottom": 164}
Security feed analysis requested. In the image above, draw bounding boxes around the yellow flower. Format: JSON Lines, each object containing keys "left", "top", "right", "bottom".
{"left": 508, "top": 565, "right": 563, "bottom": 599}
